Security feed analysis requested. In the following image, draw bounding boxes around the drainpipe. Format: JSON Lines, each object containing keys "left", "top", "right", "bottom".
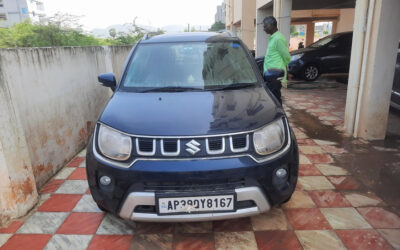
{"left": 344, "top": 0, "right": 372, "bottom": 137}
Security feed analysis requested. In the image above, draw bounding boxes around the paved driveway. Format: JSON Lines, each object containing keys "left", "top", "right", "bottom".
{"left": 1, "top": 86, "right": 399, "bottom": 250}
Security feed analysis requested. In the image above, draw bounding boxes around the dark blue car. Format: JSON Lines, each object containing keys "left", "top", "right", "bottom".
{"left": 86, "top": 32, "right": 299, "bottom": 222}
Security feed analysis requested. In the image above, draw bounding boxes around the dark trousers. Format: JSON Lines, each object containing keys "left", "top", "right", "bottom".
{"left": 266, "top": 79, "right": 282, "bottom": 104}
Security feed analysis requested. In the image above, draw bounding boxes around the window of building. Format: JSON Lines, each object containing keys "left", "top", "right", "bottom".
{"left": 0, "top": 13, "right": 6, "bottom": 21}
{"left": 0, "top": 0, "right": 4, "bottom": 7}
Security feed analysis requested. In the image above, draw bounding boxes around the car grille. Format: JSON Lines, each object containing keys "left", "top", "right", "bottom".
{"left": 134, "top": 133, "right": 251, "bottom": 157}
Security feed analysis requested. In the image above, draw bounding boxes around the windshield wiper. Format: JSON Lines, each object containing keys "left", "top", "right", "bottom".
{"left": 140, "top": 86, "right": 204, "bottom": 93}
{"left": 210, "top": 83, "right": 256, "bottom": 91}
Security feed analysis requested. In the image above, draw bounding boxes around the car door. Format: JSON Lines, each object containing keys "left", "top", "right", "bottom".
{"left": 320, "top": 33, "right": 353, "bottom": 73}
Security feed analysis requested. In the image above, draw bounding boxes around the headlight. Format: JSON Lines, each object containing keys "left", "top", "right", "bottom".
{"left": 253, "top": 119, "right": 286, "bottom": 155}
{"left": 290, "top": 53, "right": 303, "bottom": 62}
{"left": 98, "top": 124, "right": 132, "bottom": 161}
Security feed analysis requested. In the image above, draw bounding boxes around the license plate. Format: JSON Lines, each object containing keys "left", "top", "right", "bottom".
{"left": 156, "top": 194, "right": 235, "bottom": 215}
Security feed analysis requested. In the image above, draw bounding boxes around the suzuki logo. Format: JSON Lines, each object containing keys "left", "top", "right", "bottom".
{"left": 186, "top": 140, "right": 201, "bottom": 155}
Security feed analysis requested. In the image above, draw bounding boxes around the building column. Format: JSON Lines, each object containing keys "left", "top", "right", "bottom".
{"left": 256, "top": 5, "right": 273, "bottom": 57}
{"left": 345, "top": 0, "right": 400, "bottom": 140}
{"left": 0, "top": 79, "right": 38, "bottom": 225}
{"left": 305, "top": 22, "right": 315, "bottom": 46}
{"left": 273, "top": 0, "right": 292, "bottom": 41}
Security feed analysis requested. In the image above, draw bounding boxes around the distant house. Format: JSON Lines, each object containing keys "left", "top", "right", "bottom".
{"left": 0, "top": 0, "right": 46, "bottom": 28}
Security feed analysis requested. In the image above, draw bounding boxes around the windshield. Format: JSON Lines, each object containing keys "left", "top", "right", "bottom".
{"left": 309, "top": 35, "right": 337, "bottom": 48}
{"left": 121, "top": 41, "right": 258, "bottom": 91}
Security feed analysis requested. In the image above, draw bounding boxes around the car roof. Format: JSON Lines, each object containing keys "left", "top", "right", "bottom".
{"left": 140, "top": 32, "right": 241, "bottom": 44}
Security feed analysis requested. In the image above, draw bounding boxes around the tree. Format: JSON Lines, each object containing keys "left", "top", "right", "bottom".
{"left": 209, "top": 22, "right": 226, "bottom": 31}
{"left": 109, "top": 28, "right": 117, "bottom": 38}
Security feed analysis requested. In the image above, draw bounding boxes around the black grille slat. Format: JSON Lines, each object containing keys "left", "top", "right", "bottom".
{"left": 232, "top": 135, "right": 247, "bottom": 149}
{"left": 163, "top": 140, "right": 178, "bottom": 153}
{"left": 138, "top": 138, "right": 153, "bottom": 152}
{"left": 144, "top": 178, "right": 246, "bottom": 191}
{"left": 208, "top": 137, "right": 223, "bottom": 151}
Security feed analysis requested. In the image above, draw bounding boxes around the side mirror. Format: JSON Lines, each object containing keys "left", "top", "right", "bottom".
{"left": 98, "top": 73, "right": 116, "bottom": 91}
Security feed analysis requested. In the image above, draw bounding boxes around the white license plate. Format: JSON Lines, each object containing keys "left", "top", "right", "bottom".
{"left": 157, "top": 194, "right": 235, "bottom": 214}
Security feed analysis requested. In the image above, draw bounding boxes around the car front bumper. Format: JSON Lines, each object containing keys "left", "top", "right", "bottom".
{"left": 86, "top": 130, "right": 298, "bottom": 222}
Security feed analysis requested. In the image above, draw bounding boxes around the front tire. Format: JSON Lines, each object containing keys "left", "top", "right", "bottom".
{"left": 302, "top": 64, "right": 320, "bottom": 81}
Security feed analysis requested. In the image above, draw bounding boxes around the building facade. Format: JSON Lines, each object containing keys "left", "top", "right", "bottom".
{"left": 0, "top": 0, "right": 45, "bottom": 28}
{"left": 215, "top": 2, "right": 226, "bottom": 24}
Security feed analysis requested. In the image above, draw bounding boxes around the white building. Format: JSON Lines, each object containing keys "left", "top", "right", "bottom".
{"left": 0, "top": 0, "right": 45, "bottom": 28}
{"left": 215, "top": 2, "right": 226, "bottom": 24}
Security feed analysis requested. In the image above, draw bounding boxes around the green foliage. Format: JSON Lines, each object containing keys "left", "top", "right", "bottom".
{"left": 323, "top": 30, "right": 329, "bottom": 35}
{"left": 0, "top": 13, "right": 151, "bottom": 48}
{"left": 290, "top": 31, "right": 299, "bottom": 37}
{"left": 290, "top": 25, "right": 296, "bottom": 34}
{"left": 208, "top": 21, "right": 226, "bottom": 31}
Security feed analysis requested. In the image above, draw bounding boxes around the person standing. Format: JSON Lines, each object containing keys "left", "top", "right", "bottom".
{"left": 263, "top": 16, "right": 291, "bottom": 104}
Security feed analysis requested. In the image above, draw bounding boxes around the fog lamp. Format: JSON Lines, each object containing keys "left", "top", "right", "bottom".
{"left": 100, "top": 176, "right": 111, "bottom": 186}
{"left": 276, "top": 168, "right": 287, "bottom": 178}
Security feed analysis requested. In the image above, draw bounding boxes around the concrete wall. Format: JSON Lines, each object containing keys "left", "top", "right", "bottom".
{"left": 336, "top": 8, "right": 355, "bottom": 33}
{"left": 0, "top": 45, "right": 132, "bottom": 223}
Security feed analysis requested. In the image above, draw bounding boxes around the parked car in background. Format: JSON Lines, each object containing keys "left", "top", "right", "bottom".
{"left": 391, "top": 45, "right": 400, "bottom": 109}
{"left": 256, "top": 31, "right": 353, "bottom": 81}
{"left": 86, "top": 32, "right": 299, "bottom": 222}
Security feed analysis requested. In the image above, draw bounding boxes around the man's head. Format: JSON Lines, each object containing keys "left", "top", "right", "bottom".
{"left": 263, "top": 16, "right": 278, "bottom": 35}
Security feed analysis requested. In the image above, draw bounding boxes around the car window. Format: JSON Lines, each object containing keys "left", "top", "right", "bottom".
{"left": 121, "top": 42, "right": 258, "bottom": 91}
{"left": 309, "top": 35, "right": 336, "bottom": 48}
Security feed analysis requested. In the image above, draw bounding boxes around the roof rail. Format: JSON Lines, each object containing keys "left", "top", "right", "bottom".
{"left": 217, "top": 30, "right": 234, "bottom": 37}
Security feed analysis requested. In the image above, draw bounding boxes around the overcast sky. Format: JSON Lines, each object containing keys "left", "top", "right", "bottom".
{"left": 45, "top": 0, "right": 224, "bottom": 30}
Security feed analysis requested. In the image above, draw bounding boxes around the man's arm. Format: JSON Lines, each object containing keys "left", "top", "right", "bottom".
{"left": 276, "top": 39, "right": 291, "bottom": 65}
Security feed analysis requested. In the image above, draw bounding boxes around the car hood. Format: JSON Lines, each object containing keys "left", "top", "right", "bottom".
{"left": 290, "top": 47, "right": 318, "bottom": 55}
{"left": 99, "top": 86, "right": 282, "bottom": 136}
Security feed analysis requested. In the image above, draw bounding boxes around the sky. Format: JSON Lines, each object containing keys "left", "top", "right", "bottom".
{"left": 44, "top": 0, "right": 224, "bottom": 30}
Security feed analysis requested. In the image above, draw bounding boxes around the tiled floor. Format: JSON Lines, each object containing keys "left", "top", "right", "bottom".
{"left": 1, "top": 86, "right": 399, "bottom": 250}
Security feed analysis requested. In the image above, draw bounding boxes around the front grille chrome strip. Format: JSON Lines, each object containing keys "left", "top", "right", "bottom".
{"left": 230, "top": 135, "right": 249, "bottom": 153}
{"left": 160, "top": 139, "right": 180, "bottom": 156}
{"left": 206, "top": 137, "right": 226, "bottom": 155}
{"left": 136, "top": 138, "right": 156, "bottom": 156}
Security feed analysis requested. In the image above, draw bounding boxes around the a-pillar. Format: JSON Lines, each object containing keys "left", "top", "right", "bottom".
{"left": 273, "top": 0, "right": 292, "bottom": 42}
{"left": 344, "top": 0, "right": 400, "bottom": 140}
{"left": 305, "top": 22, "right": 315, "bottom": 47}
{"left": 0, "top": 80, "right": 38, "bottom": 225}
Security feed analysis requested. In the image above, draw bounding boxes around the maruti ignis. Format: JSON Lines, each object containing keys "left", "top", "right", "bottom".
{"left": 86, "top": 32, "right": 299, "bottom": 222}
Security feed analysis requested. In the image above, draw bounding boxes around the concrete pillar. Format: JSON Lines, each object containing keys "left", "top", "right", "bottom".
{"left": 345, "top": 0, "right": 400, "bottom": 140}
{"left": 273, "top": 0, "right": 292, "bottom": 42}
{"left": 305, "top": 22, "right": 315, "bottom": 46}
{"left": 256, "top": 6, "right": 273, "bottom": 57}
{"left": 241, "top": 0, "right": 256, "bottom": 50}
{"left": 0, "top": 81, "right": 38, "bottom": 225}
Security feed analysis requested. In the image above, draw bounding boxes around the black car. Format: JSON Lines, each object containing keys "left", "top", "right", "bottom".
{"left": 391, "top": 46, "right": 400, "bottom": 109}
{"left": 256, "top": 31, "right": 353, "bottom": 81}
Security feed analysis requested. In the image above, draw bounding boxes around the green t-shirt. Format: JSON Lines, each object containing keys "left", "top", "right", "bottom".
{"left": 263, "top": 31, "right": 291, "bottom": 83}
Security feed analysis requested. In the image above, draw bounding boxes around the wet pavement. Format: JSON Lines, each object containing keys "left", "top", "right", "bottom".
{"left": 1, "top": 83, "right": 400, "bottom": 249}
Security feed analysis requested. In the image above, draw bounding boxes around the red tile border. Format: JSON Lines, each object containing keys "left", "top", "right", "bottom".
{"left": 299, "top": 164, "right": 322, "bottom": 176}
{"left": 308, "top": 190, "right": 351, "bottom": 208}
{"left": 213, "top": 217, "right": 252, "bottom": 232}
{"left": 56, "top": 212, "right": 104, "bottom": 234}
{"left": 306, "top": 154, "right": 333, "bottom": 164}
{"left": 38, "top": 194, "right": 83, "bottom": 212}
{"left": 254, "top": 231, "right": 302, "bottom": 250}
{"left": 68, "top": 168, "right": 87, "bottom": 180}
{"left": 0, "top": 234, "right": 52, "bottom": 250}
{"left": 172, "top": 233, "right": 214, "bottom": 250}
{"left": 39, "top": 179, "right": 65, "bottom": 194}
{"left": 87, "top": 235, "right": 133, "bottom": 250}
{"left": 336, "top": 229, "right": 393, "bottom": 250}
{"left": 67, "top": 157, "right": 85, "bottom": 168}
{"left": 358, "top": 207, "right": 400, "bottom": 229}
{"left": 0, "top": 221, "right": 24, "bottom": 234}
{"left": 327, "top": 176, "right": 361, "bottom": 190}
{"left": 286, "top": 208, "right": 331, "bottom": 230}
